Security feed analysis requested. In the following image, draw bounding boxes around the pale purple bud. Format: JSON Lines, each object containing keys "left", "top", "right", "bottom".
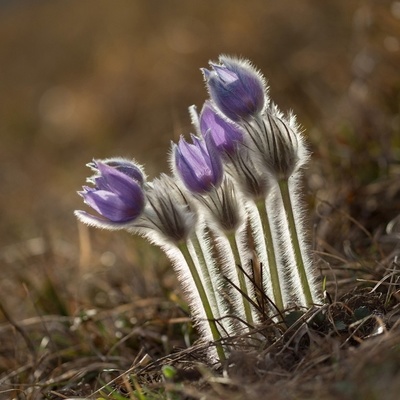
{"left": 173, "top": 132, "right": 224, "bottom": 194}
{"left": 202, "top": 55, "right": 266, "bottom": 122}
{"left": 199, "top": 101, "right": 243, "bottom": 156}
{"left": 77, "top": 162, "right": 145, "bottom": 224}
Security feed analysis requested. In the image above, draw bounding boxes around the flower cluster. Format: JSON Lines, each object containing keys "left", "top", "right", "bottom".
{"left": 75, "top": 55, "right": 322, "bottom": 362}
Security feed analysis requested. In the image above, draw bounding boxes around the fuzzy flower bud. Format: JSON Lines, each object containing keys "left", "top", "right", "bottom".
{"left": 76, "top": 162, "right": 145, "bottom": 226}
{"left": 245, "top": 106, "right": 308, "bottom": 180}
{"left": 135, "top": 174, "right": 197, "bottom": 245}
{"left": 227, "top": 146, "right": 271, "bottom": 201}
{"left": 173, "top": 132, "right": 223, "bottom": 194}
{"left": 195, "top": 177, "right": 245, "bottom": 234}
{"left": 202, "top": 55, "right": 266, "bottom": 122}
{"left": 199, "top": 100, "right": 244, "bottom": 156}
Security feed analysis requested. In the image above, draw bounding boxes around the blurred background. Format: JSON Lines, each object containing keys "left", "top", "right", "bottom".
{"left": 0, "top": 0, "right": 399, "bottom": 319}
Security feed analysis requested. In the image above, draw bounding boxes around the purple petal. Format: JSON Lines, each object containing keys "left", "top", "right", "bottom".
{"left": 175, "top": 144, "right": 208, "bottom": 192}
{"left": 221, "top": 57, "right": 264, "bottom": 102}
{"left": 96, "top": 162, "right": 143, "bottom": 199}
{"left": 203, "top": 131, "right": 223, "bottom": 187}
{"left": 177, "top": 136, "right": 207, "bottom": 171}
{"left": 190, "top": 135, "right": 220, "bottom": 184}
{"left": 211, "top": 64, "right": 238, "bottom": 84}
{"left": 174, "top": 136, "right": 222, "bottom": 193}
{"left": 103, "top": 159, "right": 144, "bottom": 184}
{"left": 93, "top": 176, "right": 110, "bottom": 191}
{"left": 200, "top": 101, "right": 243, "bottom": 154}
{"left": 191, "top": 134, "right": 211, "bottom": 165}
{"left": 204, "top": 57, "right": 266, "bottom": 121}
{"left": 83, "top": 190, "right": 143, "bottom": 222}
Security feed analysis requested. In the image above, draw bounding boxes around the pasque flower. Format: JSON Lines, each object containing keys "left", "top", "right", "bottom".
{"left": 198, "top": 101, "right": 244, "bottom": 156}
{"left": 74, "top": 54, "right": 323, "bottom": 362}
{"left": 202, "top": 55, "right": 266, "bottom": 122}
{"left": 76, "top": 161, "right": 145, "bottom": 224}
{"left": 173, "top": 132, "right": 223, "bottom": 194}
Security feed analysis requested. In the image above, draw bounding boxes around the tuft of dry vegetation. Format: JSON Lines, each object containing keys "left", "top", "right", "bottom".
{"left": 0, "top": 0, "right": 399, "bottom": 399}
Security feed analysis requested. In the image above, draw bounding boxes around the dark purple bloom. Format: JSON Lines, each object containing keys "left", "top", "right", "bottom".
{"left": 199, "top": 101, "right": 243, "bottom": 155}
{"left": 202, "top": 56, "right": 266, "bottom": 122}
{"left": 79, "top": 162, "right": 145, "bottom": 223}
{"left": 174, "top": 132, "right": 223, "bottom": 194}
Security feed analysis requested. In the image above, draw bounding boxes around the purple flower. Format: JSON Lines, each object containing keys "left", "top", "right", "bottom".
{"left": 78, "top": 162, "right": 145, "bottom": 223}
{"left": 199, "top": 101, "right": 243, "bottom": 155}
{"left": 202, "top": 55, "right": 266, "bottom": 122}
{"left": 173, "top": 132, "right": 223, "bottom": 194}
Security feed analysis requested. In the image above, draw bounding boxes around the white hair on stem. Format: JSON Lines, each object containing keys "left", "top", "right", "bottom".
{"left": 264, "top": 184, "right": 297, "bottom": 308}
{"left": 234, "top": 222, "right": 261, "bottom": 326}
{"left": 191, "top": 218, "right": 236, "bottom": 337}
{"left": 191, "top": 177, "right": 259, "bottom": 331}
{"left": 163, "top": 244, "right": 211, "bottom": 335}
{"left": 211, "top": 222, "right": 260, "bottom": 334}
{"left": 212, "top": 233, "right": 248, "bottom": 334}
{"left": 282, "top": 172, "right": 321, "bottom": 304}
{"left": 271, "top": 171, "right": 321, "bottom": 308}
{"left": 245, "top": 200, "right": 273, "bottom": 299}
{"left": 162, "top": 243, "right": 222, "bottom": 361}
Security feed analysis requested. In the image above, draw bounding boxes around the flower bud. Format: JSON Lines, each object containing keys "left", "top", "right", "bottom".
{"left": 173, "top": 132, "right": 224, "bottom": 194}
{"left": 199, "top": 100, "right": 243, "bottom": 156}
{"left": 76, "top": 162, "right": 145, "bottom": 225}
{"left": 195, "top": 177, "right": 245, "bottom": 234}
{"left": 245, "top": 106, "right": 308, "bottom": 180}
{"left": 138, "top": 174, "right": 197, "bottom": 244}
{"left": 202, "top": 55, "right": 266, "bottom": 122}
{"left": 227, "top": 145, "right": 271, "bottom": 201}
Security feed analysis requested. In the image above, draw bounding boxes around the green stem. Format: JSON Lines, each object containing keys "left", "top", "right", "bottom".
{"left": 227, "top": 233, "right": 254, "bottom": 326}
{"left": 278, "top": 179, "right": 313, "bottom": 306}
{"left": 191, "top": 233, "right": 221, "bottom": 317}
{"left": 178, "top": 242, "right": 226, "bottom": 362}
{"left": 255, "top": 200, "right": 284, "bottom": 312}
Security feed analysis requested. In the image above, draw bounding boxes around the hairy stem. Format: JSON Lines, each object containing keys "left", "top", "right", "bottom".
{"left": 227, "top": 233, "right": 254, "bottom": 327}
{"left": 278, "top": 179, "right": 313, "bottom": 306}
{"left": 190, "top": 232, "right": 221, "bottom": 318}
{"left": 178, "top": 242, "right": 226, "bottom": 362}
{"left": 256, "top": 200, "right": 284, "bottom": 312}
